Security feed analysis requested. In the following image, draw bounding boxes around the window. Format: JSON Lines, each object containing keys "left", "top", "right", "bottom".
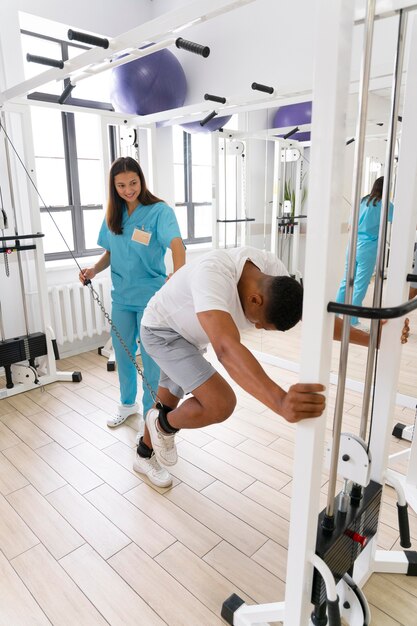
{"left": 173, "top": 127, "right": 213, "bottom": 245}
{"left": 21, "top": 22, "right": 113, "bottom": 260}
{"left": 31, "top": 106, "right": 105, "bottom": 260}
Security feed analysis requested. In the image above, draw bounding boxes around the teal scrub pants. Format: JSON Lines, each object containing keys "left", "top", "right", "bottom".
{"left": 336, "top": 241, "right": 378, "bottom": 326}
{"left": 111, "top": 303, "right": 159, "bottom": 417}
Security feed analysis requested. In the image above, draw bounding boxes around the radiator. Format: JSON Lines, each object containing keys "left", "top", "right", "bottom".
{"left": 48, "top": 278, "right": 111, "bottom": 345}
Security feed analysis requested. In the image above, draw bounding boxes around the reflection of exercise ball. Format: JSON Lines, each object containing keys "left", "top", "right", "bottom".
{"left": 273, "top": 101, "right": 312, "bottom": 141}
{"left": 181, "top": 114, "right": 233, "bottom": 134}
{"left": 110, "top": 49, "right": 187, "bottom": 115}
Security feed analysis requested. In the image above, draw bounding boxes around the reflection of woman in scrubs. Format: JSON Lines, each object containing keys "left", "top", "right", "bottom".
{"left": 80, "top": 157, "right": 185, "bottom": 427}
{"left": 336, "top": 176, "right": 394, "bottom": 327}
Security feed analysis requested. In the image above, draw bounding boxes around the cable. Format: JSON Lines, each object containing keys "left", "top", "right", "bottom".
{"left": 0, "top": 120, "right": 160, "bottom": 405}
{"left": 0, "top": 120, "right": 84, "bottom": 276}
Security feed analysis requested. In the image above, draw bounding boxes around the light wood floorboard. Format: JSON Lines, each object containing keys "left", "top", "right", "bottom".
{"left": 0, "top": 305, "right": 416, "bottom": 624}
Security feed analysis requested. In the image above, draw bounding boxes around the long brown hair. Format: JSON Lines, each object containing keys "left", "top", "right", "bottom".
{"left": 365, "top": 176, "right": 384, "bottom": 207}
{"left": 106, "top": 157, "right": 164, "bottom": 234}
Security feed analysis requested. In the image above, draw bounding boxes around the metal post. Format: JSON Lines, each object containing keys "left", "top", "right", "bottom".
{"left": 325, "top": 0, "right": 376, "bottom": 523}
{"left": 360, "top": 9, "right": 407, "bottom": 435}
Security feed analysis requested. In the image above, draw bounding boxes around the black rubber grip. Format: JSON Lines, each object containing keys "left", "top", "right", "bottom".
{"left": 175, "top": 37, "right": 210, "bottom": 58}
{"left": 251, "top": 82, "right": 274, "bottom": 94}
{"left": 392, "top": 422, "right": 406, "bottom": 438}
{"left": 327, "top": 598, "right": 341, "bottom": 626}
{"left": 204, "top": 93, "right": 226, "bottom": 104}
{"left": 200, "top": 110, "right": 217, "bottom": 126}
{"left": 321, "top": 514, "right": 335, "bottom": 533}
{"left": 397, "top": 503, "right": 411, "bottom": 548}
{"left": 52, "top": 339, "right": 60, "bottom": 361}
{"left": 0, "top": 232, "right": 44, "bottom": 242}
{"left": 83, "top": 278, "right": 92, "bottom": 286}
{"left": 283, "top": 126, "right": 299, "bottom": 139}
{"left": 67, "top": 29, "right": 109, "bottom": 49}
{"left": 58, "top": 82, "right": 75, "bottom": 104}
{"left": 26, "top": 54, "right": 64, "bottom": 69}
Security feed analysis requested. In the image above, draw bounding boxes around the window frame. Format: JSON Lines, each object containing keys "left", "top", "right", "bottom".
{"left": 175, "top": 130, "right": 212, "bottom": 245}
{"left": 22, "top": 28, "right": 113, "bottom": 260}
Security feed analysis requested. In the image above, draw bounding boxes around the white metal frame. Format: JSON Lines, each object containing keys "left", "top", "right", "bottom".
{"left": 387, "top": 420, "right": 416, "bottom": 538}
{"left": 226, "top": 1, "right": 417, "bottom": 624}
{"left": 0, "top": 0, "right": 256, "bottom": 105}
{"left": 0, "top": 104, "right": 81, "bottom": 398}
{"left": 211, "top": 131, "right": 250, "bottom": 249}
{"left": 270, "top": 138, "right": 305, "bottom": 277}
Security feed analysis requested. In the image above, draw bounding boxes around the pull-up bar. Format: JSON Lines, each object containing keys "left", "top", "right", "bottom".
{"left": 176, "top": 37, "right": 210, "bottom": 57}
{"left": 282, "top": 126, "right": 299, "bottom": 139}
{"left": 58, "top": 82, "right": 75, "bottom": 104}
{"left": 200, "top": 110, "right": 218, "bottom": 126}
{"left": 251, "top": 81, "right": 274, "bottom": 94}
{"left": 67, "top": 29, "right": 110, "bottom": 49}
{"left": 26, "top": 54, "right": 64, "bottom": 69}
{"left": 204, "top": 93, "right": 227, "bottom": 104}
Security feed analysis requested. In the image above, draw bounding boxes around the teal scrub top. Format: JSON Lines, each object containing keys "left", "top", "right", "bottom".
{"left": 98, "top": 201, "right": 182, "bottom": 307}
{"left": 357, "top": 197, "right": 394, "bottom": 243}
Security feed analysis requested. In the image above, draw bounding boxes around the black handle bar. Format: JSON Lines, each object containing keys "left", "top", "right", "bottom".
{"left": 327, "top": 297, "right": 417, "bottom": 320}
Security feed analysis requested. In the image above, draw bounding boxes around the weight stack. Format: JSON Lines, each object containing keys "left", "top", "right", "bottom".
{"left": 0, "top": 332, "right": 48, "bottom": 367}
{"left": 311, "top": 480, "right": 383, "bottom": 606}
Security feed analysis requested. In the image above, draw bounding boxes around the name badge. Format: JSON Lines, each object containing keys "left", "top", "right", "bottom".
{"left": 132, "top": 227, "right": 152, "bottom": 246}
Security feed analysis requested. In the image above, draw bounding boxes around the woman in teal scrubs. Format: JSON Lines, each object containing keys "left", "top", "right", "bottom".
{"left": 336, "top": 176, "right": 393, "bottom": 327}
{"left": 80, "top": 157, "right": 185, "bottom": 430}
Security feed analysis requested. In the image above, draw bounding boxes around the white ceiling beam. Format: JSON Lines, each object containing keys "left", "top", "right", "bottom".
{"left": 0, "top": 0, "right": 255, "bottom": 105}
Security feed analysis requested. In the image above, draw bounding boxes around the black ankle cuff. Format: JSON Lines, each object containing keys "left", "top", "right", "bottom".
{"left": 158, "top": 404, "right": 179, "bottom": 434}
{"left": 137, "top": 437, "right": 152, "bottom": 458}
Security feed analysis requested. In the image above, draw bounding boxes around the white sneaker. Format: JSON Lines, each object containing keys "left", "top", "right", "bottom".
{"left": 107, "top": 403, "right": 139, "bottom": 428}
{"left": 353, "top": 322, "right": 370, "bottom": 334}
{"left": 135, "top": 418, "right": 145, "bottom": 445}
{"left": 133, "top": 452, "right": 172, "bottom": 487}
{"left": 147, "top": 407, "right": 178, "bottom": 466}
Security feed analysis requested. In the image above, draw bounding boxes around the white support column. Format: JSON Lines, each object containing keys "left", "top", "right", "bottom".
{"left": 211, "top": 133, "right": 220, "bottom": 249}
{"left": 18, "top": 104, "right": 57, "bottom": 377}
{"left": 270, "top": 141, "right": 281, "bottom": 256}
{"left": 291, "top": 148, "right": 304, "bottom": 277}
{"left": 150, "top": 125, "right": 175, "bottom": 208}
{"left": 100, "top": 116, "right": 113, "bottom": 186}
{"left": 283, "top": 1, "right": 355, "bottom": 623}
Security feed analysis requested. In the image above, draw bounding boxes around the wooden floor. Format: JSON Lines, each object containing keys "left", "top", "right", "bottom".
{"left": 0, "top": 315, "right": 417, "bottom": 624}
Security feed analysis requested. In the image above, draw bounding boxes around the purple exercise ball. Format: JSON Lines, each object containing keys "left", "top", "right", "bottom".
{"left": 110, "top": 49, "right": 187, "bottom": 115}
{"left": 273, "top": 101, "right": 312, "bottom": 141}
{"left": 181, "top": 114, "right": 233, "bottom": 134}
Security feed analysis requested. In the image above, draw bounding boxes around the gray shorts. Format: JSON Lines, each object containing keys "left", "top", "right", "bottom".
{"left": 140, "top": 325, "right": 216, "bottom": 399}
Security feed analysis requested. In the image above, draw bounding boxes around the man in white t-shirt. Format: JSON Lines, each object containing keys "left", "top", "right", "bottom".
{"left": 131, "top": 246, "right": 326, "bottom": 487}
{"left": 128, "top": 245, "right": 408, "bottom": 487}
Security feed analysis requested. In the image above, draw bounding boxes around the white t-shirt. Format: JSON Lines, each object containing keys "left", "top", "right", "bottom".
{"left": 141, "top": 246, "right": 289, "bottom": 349}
